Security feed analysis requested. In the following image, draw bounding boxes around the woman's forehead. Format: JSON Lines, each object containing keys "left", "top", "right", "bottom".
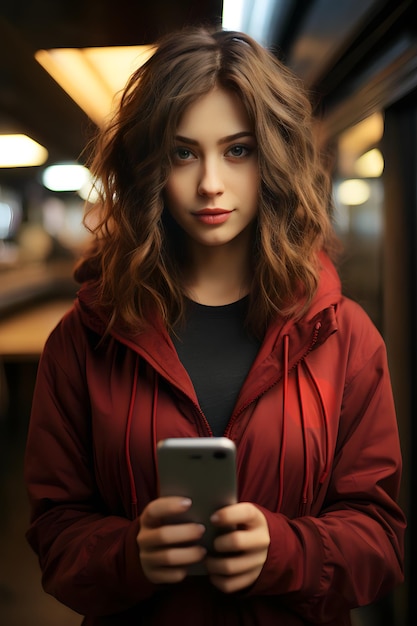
{"left": 175, "top": 87, "right": 252, "bottom": 139}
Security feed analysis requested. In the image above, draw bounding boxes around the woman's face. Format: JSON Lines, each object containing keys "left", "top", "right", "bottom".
{"left": 164, "top": 87, "right": 260, "bottom": 251}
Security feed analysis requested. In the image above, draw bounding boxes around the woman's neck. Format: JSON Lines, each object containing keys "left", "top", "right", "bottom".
{"left": 183, "top": 238, "right": 252, "bottom": 306}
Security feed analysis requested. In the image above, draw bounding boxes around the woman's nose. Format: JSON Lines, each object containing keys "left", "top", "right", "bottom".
{"left": 197, "top": 159, "right": 225, "bottom": 197}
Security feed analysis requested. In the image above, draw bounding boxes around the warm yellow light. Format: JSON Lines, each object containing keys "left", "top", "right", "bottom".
{"left": 42, "top": 163, "right": 91, "bottom": 192}
{"left": 35, "top": 45, "right": 155, "bottom": 127}
{"left": 338, "top": 113, "right": 384, "bottom": 177}
{"left": 0, "top": 134, "right": 48, "bottom": 167}
{"left": 339, "top": 114, "right": 384, "bottom": 155}
{"left": 354, "top": 148, "right": 384, "bottom": 178}
{"left": 337, "top": 179, "right": 371, "bottom": 206}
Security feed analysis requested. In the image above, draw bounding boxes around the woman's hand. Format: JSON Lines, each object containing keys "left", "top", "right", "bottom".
{"left": 205, "top": 502, "right": 270, "bottom": 593}
{"left": 137, "top": 496, "right": 207, "bottom": 584}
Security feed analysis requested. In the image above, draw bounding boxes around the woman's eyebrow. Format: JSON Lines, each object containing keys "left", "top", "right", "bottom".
{"left": 174, "top": 131, "right": 255, "bottom": 145}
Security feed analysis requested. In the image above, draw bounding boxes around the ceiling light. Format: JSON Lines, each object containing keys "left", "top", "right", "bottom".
{"left": 35, "top": 45, "right": 155, "bottom": 127}
{"left": 222, "top": 0, "right": 278, "bottom": 43}
{"left": 354, "top": 148, "right": 384, "bottom": 178}
{"left": 0, "top": 134, "right": 48, "bottom": 167}
{"left": 337, "top": 179, "right": 371, "bottom": 206}
{"left": 222, "top": 0, "right": 246, "bottom": 30}
{"left": 42, "top": 163, "right": 91, "bottom": 192}
{"left": 338, "top": 113, "right": 384, "bottom": 155}
{"left": 337, "top": 113, "right": 384, "bottom": 177}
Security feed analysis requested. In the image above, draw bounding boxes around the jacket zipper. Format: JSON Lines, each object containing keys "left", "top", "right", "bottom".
{"left": 224, "top": 321, "right": 322, "bottom": 438}
{"left": 192, "top": 402, "right": 213, "bottom": 436}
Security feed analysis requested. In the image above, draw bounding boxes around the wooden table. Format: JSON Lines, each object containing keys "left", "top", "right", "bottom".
{"left": 0, "top": 260, "right": 77, "bottom": 314}
{"left": 0, "top": 299, "right": 74, "bottom": 360}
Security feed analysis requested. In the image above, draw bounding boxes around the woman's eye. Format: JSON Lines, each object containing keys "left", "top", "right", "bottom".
{"left": 174, "top": 147, "right": 194, "bottom": 161}
{"left": 227, "top": 144, "right": 251, "bottom": 158}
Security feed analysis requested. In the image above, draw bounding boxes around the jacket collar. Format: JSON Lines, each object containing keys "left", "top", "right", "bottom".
{"left": 76, "top": 251, "right": 342, "bottom": 386}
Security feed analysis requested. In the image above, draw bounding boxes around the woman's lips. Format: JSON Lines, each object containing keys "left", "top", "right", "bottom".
{"left": 192, "top": 208, "right": 233, "bottom": 225}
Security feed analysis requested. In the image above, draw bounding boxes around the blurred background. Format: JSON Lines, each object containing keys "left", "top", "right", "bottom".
{"left": 0, "top": 1, "right": 415, "bottom": 624}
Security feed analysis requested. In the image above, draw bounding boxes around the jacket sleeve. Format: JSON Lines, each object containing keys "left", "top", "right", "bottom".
{"left": 248, "top": 305, "right": 405, "bottom": 622}
{"left": 24, "top": 310, "right": 156, "bottom": 616}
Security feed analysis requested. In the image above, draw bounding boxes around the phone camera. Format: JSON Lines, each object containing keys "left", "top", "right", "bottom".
{"left": 213, "top": 451, "right": 227, "bottom": 459}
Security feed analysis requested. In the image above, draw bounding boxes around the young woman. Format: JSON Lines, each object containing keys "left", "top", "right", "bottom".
{"left": 24, "top": 27, "right": 405, "bottom": 625}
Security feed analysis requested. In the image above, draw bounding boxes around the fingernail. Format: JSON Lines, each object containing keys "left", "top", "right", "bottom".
{"left": 210, "top": 513, "right": 219, "bottom": 523}
{"left": 180, "top": 498, "right": 192, "bottom": 508}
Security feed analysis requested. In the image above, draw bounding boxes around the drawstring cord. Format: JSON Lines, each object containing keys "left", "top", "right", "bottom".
{"left": 304, "top": 360, "right": 331, "bottom": 484}
{"left": 279, "top": 322, "right": 325, "bottom": 513}
{"left": 277, "top": 334, "right": 289, "bottom": 510}
{"left": 125, "top": 355, "right": 139, "bottom": 519}
{"left": 151, "top": 371, "right": 159, "bottom": 491}
{"left": 125, "top": 359, "right": 160, "bottom": 519}
{"left": 296, "top": 365, "right": 310, "bottom": 513}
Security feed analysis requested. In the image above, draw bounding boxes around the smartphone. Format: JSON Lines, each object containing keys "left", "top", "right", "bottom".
{"left": 157, "top": 437, "right": 237, "bottom": 569}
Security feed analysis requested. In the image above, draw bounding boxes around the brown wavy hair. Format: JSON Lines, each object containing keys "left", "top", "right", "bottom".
{"left": 77, "top": 26, "right": 338, "bottom": 338}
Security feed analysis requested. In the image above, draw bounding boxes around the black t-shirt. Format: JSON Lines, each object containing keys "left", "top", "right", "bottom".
{"left": 172, "top": 297, "right": 261, "bottom": 436}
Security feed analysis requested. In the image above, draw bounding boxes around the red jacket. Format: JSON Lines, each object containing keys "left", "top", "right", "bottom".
{"left": 25, "top": 255, "right": 405, "bottom": 625}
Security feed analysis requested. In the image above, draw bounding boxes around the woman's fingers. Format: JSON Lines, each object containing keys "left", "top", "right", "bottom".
{"left": 141, "top": 543, "right": 207, "bottom": 584}
{"left": 211, "top": 502, "right": 270, "bottom": 553}
{"left": 139, "top": 529, "right": 207, "bottom": 584}
{"left": 206, "top": 548, "right": 264, "bottom": 575}
{"left": 211, "top": 502, "right": 264, "bottom": 528}
{"left": 213, "top": 525, "right": 270, "bottom": 553}
{"left": 140, "top": 496, "right": 193, "bottom": 527}
{"left": 143, "top": 544, "right": 207, "bottom": 568}
{"left": 139, "top": 521, "right": 206, "bottom": 549}
{"left": 206, "top": 547, "right": 267, "bottom": 593}
{"left": 137, "top": 497, "right": 208, "bottom": 584}
{"left": 205, "top": 502, "right": 270, "bottom": 593}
